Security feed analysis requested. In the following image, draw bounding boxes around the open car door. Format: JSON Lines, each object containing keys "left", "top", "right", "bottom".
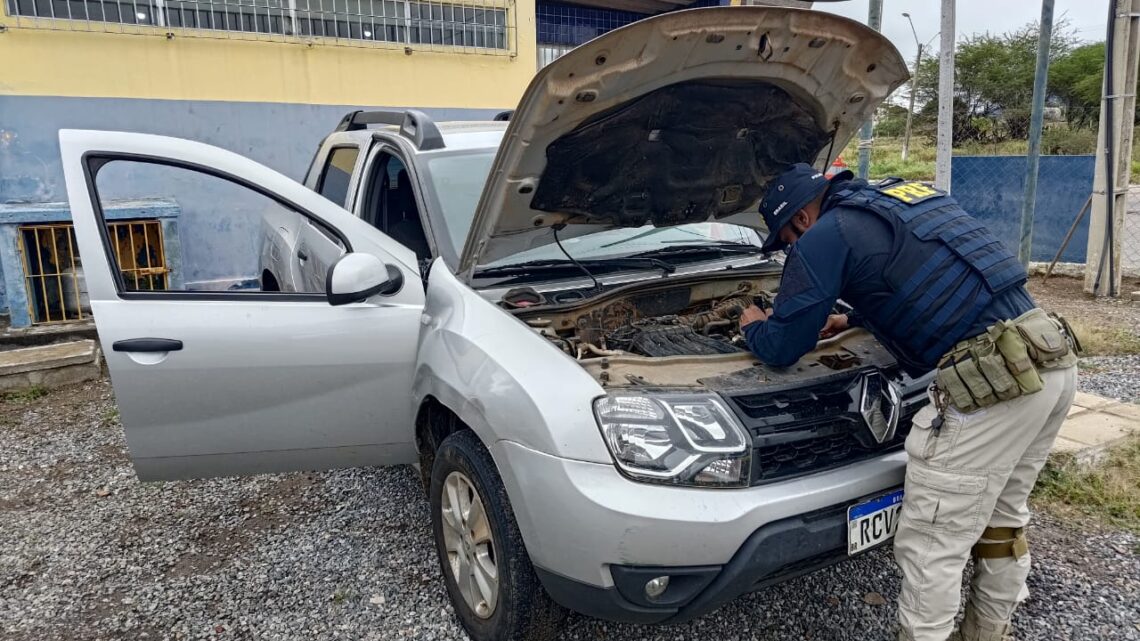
{"left": 60, "top": 130, "right": 424, "bottom": 480}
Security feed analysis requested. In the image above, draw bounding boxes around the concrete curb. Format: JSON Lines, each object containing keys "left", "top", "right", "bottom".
{"left": 1053, "top": 391, "right": 1140, "bottom": 464}
{"left": 0, "top": 340, "right": 103, "bottom": 392}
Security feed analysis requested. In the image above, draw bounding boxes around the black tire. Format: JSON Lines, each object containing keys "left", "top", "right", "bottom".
{"left": 430, "top": 430, "right": 567, "bottom": 641}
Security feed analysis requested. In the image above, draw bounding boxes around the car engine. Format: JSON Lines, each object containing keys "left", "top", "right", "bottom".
{"left": 514, "top": 280, "right": 778, "bottom": 360}
{"left": 602, "top": 290, "right": 771, "bottom": 357}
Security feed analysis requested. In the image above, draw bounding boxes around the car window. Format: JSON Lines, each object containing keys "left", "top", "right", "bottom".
{"left": 92, "top": 159, "right": 344, "bottom": 295}
{"left": 485, "top": 223, "right": 762, "bottom": 266}
{"left": 423, "top": 150, "right": 496, "bottom": 257}
{"left": 316, "top": 146, "right": 360, "bottom": 207}
{"left": 361, "top": 151, "right": 431, "bottom": 261}
{"left": 421, "top": 150, "right": 763, "bottom": 267}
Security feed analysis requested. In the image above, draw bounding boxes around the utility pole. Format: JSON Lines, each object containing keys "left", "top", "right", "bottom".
{"left": 1017, "top": 0, "right": 1055, "bottom": 267}
{"left": 901, "top": 13, "right": 939, "bottom": 163}
{"left": 856, "top": 0, "right": 883, "bottom": 180}
{"left": 1085, "top": 0, "right": 1140, "bottom": 295}
{"left": 935, "top": 0, "right": 956, "bottom": 191}
{"left": 902, "top": 43, "right": 923, "bottom": 163}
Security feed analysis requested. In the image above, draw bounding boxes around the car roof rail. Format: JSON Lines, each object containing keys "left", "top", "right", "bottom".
{"left": 493, "top": 110, "right": 513, "bottom": 121}
{"left": 334, "top": 109, "right": 445, "bottom": 151}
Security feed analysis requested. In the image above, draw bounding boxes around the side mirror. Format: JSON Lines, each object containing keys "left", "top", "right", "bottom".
{"left": 326, "top": 253, "right": 403, "bottom": 306}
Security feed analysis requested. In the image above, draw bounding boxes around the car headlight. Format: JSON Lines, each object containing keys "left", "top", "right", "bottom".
{"left": 593, "top": 392, "right": 751, "bottom": 488}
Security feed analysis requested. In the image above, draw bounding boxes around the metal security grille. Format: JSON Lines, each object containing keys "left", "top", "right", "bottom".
{"left": 536, "top": 42, "right": 572, "bottom": 69}
{"left": 17, "top": 220, "right": 168, "bottom": 325}
{"left": 18, "top": 224, "right": 87, "bottom": 324}
{"left": 106, "top": 220, "right": 169, "bottom": 291}
{"left": 4, "top": 0, "right": 514, "bottom": 53}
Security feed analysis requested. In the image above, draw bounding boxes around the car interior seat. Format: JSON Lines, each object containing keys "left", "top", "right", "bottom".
{"left": 387, "top": 169, "right": 431, "bottom": 261}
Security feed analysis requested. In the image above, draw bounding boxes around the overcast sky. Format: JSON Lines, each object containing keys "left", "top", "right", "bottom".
{"left": 814, "top": 0, "right": 1111, "bottom": 64}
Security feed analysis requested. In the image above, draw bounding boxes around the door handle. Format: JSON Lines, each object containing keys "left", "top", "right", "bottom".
{"left": 112, "top": 338, "right": 183, "bottom": 353}
{"left": 297, "top": 249, "right": 309, "bottom": 262}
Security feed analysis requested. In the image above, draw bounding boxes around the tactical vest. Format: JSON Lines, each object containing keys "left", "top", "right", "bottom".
{"left": 828, "top": 179, "right": 1027, "bottom": 368}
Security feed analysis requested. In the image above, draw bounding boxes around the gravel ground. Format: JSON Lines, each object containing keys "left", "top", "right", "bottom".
{"left": 2, "top": 379, "right": 1138, "bottom": 641}
{"left": 1026, "top": 277, "right": 1140, "bottom": 339}
{"left": 1079, "top": 355, "right": 1140, "bottom": 403}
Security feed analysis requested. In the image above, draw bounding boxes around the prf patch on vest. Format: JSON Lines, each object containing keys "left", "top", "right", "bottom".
{"left": 877, "top": 181, "right": 945, "bottom": 205}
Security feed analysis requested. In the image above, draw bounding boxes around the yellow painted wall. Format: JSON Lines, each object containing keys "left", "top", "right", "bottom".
{"left": 0, "top": 4, "right": 536, "bottom": 108}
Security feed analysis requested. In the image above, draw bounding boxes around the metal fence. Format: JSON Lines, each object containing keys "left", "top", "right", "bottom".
{"left": 17, "top": 223, "right": 86, "bottom": 324}
{"left": 107, "top": 219, "right": 169, "bottom": 291}
{"left": 1124, "top": 185, "right": 1140, "bottom": 275}
{"left": 536, "top": 42, "right": 571, "bottom": 69}
{"left": 951, "top": 155, "right": 1097, "bottom": 264}
{"left": 16, "top": 219, "right": 169, "bottom": 325}
{"left": 4, "top": 0, "right": 516, "bottom": 54}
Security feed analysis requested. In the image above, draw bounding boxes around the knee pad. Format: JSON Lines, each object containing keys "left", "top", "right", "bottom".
{"left": 971, "top": 526, "right": 1028, "bottom": 559}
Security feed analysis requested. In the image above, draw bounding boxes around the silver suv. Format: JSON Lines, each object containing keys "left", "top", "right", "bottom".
{"left": 62, "top": 8, "right": 920, "bottom": 641}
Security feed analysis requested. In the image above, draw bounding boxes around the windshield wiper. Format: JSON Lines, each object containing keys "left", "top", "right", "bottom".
{"left": 475, "top": 257, "right": 676, "bottom": 278}
{"left": 630, "top": 242, "right": 766, "bottom": 260}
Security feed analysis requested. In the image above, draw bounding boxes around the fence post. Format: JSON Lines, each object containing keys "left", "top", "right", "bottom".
{"left": 935, "top": 0, "right": 956, "bottom": 191}
{"left": 1085, "top": 0, "right": 1140, "bottom": 295}
{"left": 856, "top": 0, "right": 883, "bottom": 181}
{"left": 1018, "top": 0, "right": 1055, "bottom": 267}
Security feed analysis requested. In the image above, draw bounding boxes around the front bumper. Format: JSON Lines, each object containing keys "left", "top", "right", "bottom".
{"left": 534, "top": 488, "right": 901, "bottom": 624}
{"left": 491, "top": 439, "right": 906, "bottom": 624}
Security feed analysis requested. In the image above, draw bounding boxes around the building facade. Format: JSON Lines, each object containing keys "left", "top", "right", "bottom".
{"left": 0, "top": 0, "right": 807, "bottom": 324}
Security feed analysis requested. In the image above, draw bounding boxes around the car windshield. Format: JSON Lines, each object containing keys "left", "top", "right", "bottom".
{"left": 423, "top": 150, "right": 764, "bottom": 268}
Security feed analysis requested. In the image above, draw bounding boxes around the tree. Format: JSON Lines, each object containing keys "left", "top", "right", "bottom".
{"left": 1050, "top": 43, "right": 1105, "bottom": 129}
{"left": 913, "top": 20, "right": 1078, "bottom": 144}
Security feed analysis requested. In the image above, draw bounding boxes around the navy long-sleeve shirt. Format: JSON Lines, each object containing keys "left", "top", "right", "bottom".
{"left": 744, "top": 188, "right": 1034, "bottom": 371}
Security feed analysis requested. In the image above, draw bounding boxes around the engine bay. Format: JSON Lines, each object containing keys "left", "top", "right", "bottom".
{"left": 518, "top": 281, "right": 773, "bottom": 359}
{"left": 507, "top": 273, "right": 888, "bottom": 390}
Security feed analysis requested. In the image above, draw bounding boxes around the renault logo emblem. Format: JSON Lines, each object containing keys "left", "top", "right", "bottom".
{"left": 859, "top": 373, "right": 901, "bottom": 444}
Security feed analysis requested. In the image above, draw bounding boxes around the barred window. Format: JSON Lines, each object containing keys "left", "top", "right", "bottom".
{"left": 7, "top": 0, "right": 161, "bottom": 24}
{"left": 5, "top": 0, "right": 509, "bottom": 49}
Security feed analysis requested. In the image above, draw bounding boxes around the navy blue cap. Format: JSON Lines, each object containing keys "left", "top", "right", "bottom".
{"left": 758, "top": 163, "right": 846, "bottom": 252}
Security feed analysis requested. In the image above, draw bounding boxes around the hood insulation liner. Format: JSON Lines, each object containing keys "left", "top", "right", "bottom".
{"left": 530, "top": 79, "right": 830, "bottom": 229}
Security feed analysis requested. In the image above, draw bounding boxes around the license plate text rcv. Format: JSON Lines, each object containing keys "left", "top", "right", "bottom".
{"left": 847, "top": 490, "right": 904, "bottom": 555}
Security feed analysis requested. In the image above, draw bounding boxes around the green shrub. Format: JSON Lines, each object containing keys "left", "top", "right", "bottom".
{"left": 1042, "top": 127, "right": 1097, "bottom": 155}
{"left": 868, "top": 158, "right": 936, "bottom": 181}
{"left": 875, "top": 114, "right": 908, "bottom": 138}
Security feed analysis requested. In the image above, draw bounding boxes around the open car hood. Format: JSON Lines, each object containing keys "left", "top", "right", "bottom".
{"left": 458, "top": 6, "right": 908, "bottom": 280}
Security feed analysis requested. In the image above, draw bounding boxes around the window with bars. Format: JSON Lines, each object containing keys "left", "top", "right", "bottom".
{"left": 18, "top": 224, "right": 88, "bottom": 324}
{"left": 5, "top": 0, "right": 510, "bottom": 49}
{"left": 16, "top": 220, "right": 169, "bottom": 324}
{"left": 106, "top": 220, "right": 170, "bottom": 291}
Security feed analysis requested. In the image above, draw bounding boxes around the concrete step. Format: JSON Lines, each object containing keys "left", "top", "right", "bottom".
{"left": 0, "top": 340, "right": 102, "bottom": 391}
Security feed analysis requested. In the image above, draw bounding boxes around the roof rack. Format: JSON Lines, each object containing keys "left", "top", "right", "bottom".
{"left": 334, "top": 109, "right": 445, "bottom": 151}
{"left": 493, "top": 110, "right": 513, "bottom": 121}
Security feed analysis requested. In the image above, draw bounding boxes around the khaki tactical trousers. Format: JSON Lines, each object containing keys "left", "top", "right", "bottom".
{"left": 894, "top": 365, "right": 1078, "bottom": 641}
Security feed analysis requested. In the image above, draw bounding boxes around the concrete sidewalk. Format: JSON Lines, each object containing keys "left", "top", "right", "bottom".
{"left": 1054, "top": 391, "right": 1140, "bottom": 459}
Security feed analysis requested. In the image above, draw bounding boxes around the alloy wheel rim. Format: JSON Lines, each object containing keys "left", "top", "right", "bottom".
{"left": 441, "top": 471, "right": 499, "bottom": 619}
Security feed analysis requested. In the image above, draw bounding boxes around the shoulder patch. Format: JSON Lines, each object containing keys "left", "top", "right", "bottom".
{"left": 876, "top": 181, "right": 945, "bottom": 205}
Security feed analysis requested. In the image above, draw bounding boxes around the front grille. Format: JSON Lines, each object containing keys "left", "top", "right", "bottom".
{"left": 725, "top": 370, "right": 927, "bottom": 485}
{"left": 750, "top": 420, "right": 912, "bottom": 483}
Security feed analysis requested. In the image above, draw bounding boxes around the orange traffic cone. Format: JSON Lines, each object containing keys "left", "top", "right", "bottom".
{"left": 826, "top": 155, "right": 849, "bottom": 179}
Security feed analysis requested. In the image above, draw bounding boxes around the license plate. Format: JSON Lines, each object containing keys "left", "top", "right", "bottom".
{"left": 847, "top": 490, "right": 904, "bottom": 556}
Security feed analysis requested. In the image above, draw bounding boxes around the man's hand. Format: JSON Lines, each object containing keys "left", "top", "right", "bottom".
{"left": 819, "top": 313, "right": 849, "bottom": 339}
{"left": 739, "top": 305, "right": 771, "bottom": 330}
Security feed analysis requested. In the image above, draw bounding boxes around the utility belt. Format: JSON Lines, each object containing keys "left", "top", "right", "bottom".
{"left": 934, "top": 308, "right": 1081, "bottom": 413}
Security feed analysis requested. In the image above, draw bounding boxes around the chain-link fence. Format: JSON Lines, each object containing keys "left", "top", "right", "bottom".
{"left": 850, "top": 96, "right": 1140, "bottom": 284}
{"left": 948, "top": 155, "right": 1095, "bottom": 265}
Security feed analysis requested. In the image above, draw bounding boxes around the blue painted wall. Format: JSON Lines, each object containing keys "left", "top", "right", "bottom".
{"left": 0, "top": 95, "right": 494, "bottom": 318}
{"left": 951, "top": 155, "right": 1095, "bottom": 263}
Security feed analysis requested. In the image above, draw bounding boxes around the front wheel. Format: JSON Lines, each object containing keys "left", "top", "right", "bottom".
{"left": 430, "top": 430, "right": 566, "bottom": 641}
